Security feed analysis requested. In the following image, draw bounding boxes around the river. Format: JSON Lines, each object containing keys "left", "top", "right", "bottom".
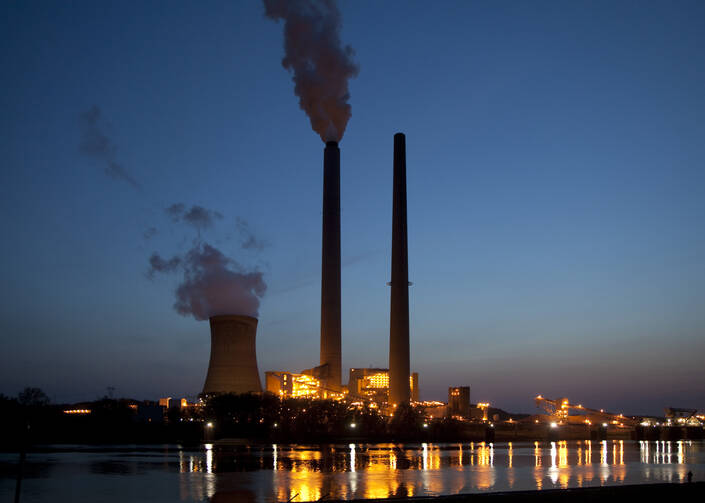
{"left": 1, "top": 440, "right": 703, "bottom": 502}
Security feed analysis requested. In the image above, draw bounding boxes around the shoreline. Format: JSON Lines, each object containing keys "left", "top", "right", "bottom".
{"left": 324, "top": 482, "right": 705, "bottom": 502}
{"left": 1, "top": 436, "right": 702, "bottom": 453}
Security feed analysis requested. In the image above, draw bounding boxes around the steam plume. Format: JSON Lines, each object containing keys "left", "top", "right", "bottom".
{"left": 236, "top": 217, "right": 268, "bottom": 251}
{"left": 174, "top": 243, "right": 266, "bottom": 320}
{"left": 264, "top": 0, "right": 359, "bottom": 142}
{"left": 147, "top": 253, "right": 180, "bottom": 278}
{"left": 148, "top": 203, "right": 267, "bottom": 320}
{"left": 143, "top": 227, "right": 158, "bottom": 240}
{"left": 148, "top": 243, "right": 266, "bottom": 320}
{"left": 166, "top": 203, "right": 223, "bottom": 231}
{"left": 79, "top": 105, "right": 140, "bottom": 189}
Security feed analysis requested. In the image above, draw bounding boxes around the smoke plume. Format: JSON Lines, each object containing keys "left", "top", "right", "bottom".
{"left": 147, "top": 253, "right": 181, "bottom": 278}
{"left": 174, "top": 243, "right": 266, "bottom": 320}
{"left": 149, "top": 202, "right": 267, "bottom": 320}
{"left": 236, "top": 217, "right": 268, "bottom": 251}
{"left": 264, "top": 0, "right": 359, "bottom": 142}
{"left": 143, "top": 227, "right": 158, "bottom": 240}
{"left": 166, "top": 203, "right": 223, "bottom": 231}
{"left": 79, "top": 105, "right": 140, "bottom": 189}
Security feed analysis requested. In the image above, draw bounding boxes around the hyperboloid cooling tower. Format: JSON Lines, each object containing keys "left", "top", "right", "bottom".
{"left": 320, "top": 141, "right": 342, "bottom": 390}
{"left": 389, "top": 132, "right": 411, "bottom": 406}
{"left": 202, "top": 315, "right": 262, "bottom": 395}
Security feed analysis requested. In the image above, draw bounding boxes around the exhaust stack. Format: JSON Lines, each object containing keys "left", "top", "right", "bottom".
{"left": 389, "top": 133, "right": 411, "bottom": 406}
{"left": 320, "top": 141, "right": 342, "bottom": 390}
{"left": 202, "top": 315, "right": 262, "bottom": 394}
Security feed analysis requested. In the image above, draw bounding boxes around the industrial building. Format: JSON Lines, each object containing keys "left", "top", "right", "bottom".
{"left": 264, "top": 367, "right": 418, "bottom": 405}
{"left": 265, "top": 371, "right": 346, "bottom": 400}
{"left": 448, "top": 387, "right": 471, "bottom": 418}
{"left": 348, "top": 368, "right": 419, "bottom": 403}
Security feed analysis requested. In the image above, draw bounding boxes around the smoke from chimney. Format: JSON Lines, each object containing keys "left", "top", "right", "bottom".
{"left": 264, "top": 0, "right": 359, "bottom": 142}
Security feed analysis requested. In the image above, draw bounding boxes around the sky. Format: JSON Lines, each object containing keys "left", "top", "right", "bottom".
{"left": 1, "top": 1, "right": 704, "bottom": 416}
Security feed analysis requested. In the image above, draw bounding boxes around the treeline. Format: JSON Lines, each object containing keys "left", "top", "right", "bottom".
{"left": 203, "top": 393, "right": 465, "bottom": 442}
{"left": 0, "top": 388, "right": 202, "bottom": 449}
{"left": 0, "top": 389, "right": 470, "bottom": 448}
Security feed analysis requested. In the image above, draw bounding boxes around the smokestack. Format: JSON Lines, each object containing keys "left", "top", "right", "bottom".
{"left": 389, "top": 133, "right": 410, "bottom": 406}
{"left": 202, "top": 315, "right": 262, "bottom": 394}
{"left": 320, "top": 141, "right": 342, "bottom": 390}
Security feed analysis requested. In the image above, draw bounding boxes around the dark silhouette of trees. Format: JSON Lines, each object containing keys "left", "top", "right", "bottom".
{"left": 388, "top": 402, "right": 425, "bottom": 440}
{"left": 17, "top": 388, "right": 49, "bottom": 407}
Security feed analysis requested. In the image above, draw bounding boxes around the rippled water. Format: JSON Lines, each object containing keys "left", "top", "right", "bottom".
{"left": 1, "top": 440, "right": 703, "bottom": 502}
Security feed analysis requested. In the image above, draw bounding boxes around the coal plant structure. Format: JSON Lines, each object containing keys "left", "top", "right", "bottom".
{"left": 202, "top": 315, "right": 262, "bottom": 395}
{"left": 320, "top": 141, "right": 342, "bottom": 391}
{"left": 389, "top": 133, "right": 411, "bottom": 406}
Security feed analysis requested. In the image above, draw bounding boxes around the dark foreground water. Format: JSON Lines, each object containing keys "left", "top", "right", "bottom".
{"left": 1, "top": 440, "right": 703, "bottom": 502}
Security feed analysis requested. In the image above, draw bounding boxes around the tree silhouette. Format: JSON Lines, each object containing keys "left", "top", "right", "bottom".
{"left": 17, "top": 387, "right": 49, "bottom": 407}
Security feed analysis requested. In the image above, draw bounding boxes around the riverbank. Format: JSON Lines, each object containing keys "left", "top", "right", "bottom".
{"left": 327, "top": 482, "right": 704, "bottom": 502}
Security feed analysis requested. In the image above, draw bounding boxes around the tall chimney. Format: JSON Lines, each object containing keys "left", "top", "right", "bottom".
{"left": 320, "top": 141, "right": 341, "bottom": 390}
{"left": 202, "top": 315, "right": 262, "bottom": 395}
{"left": 389, "top": 132, "right": 411, "bottom": 406}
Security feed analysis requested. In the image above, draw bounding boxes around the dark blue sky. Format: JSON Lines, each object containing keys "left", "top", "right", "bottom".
{"left": 2, "top": 1, "right": 704, "bottom": 415}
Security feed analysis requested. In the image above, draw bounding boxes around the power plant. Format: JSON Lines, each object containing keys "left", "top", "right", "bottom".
{"left": 202, "top": 315, "right": 262, "bottom": 395}
{"left": 193, "top": 135, "right": 704, "bottom": 440}
{"left": 259, "top": 133, "right": 419, "bottom": 409}
{"left": 202, "top": 134, "right": 419, "bottom": 410}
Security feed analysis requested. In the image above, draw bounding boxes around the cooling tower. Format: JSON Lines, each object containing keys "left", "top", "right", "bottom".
{"left": 202, "top": 315, "right": 262, "bottom": 395}
{"left": 389, "top": 133, "right": 411, "bottom": 406}
{"left": 320, "top": 141, "right": 342, "bottom": 390}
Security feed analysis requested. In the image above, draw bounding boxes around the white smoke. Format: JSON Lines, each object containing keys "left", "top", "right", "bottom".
{"left": 174, "top": 243, "right": 266, "bottom": 320}
{"left": 148, "top": 204, "right": 267, "bottom": 320}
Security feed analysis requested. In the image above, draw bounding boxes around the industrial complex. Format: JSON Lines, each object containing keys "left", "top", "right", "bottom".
{"left": 193, "top": 133, "right": 704, "bottom": 440}
{"left": 199, "top": 133, "right": 419, "bottom": 412}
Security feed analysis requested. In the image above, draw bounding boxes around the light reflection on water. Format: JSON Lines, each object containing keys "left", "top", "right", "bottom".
{"left": 0, "top": 440, "right": 703, "bottom": 502}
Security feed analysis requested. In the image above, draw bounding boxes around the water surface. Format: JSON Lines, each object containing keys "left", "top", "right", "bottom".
{"left": 1, "top": 440, "right": 703, "bottom": 502}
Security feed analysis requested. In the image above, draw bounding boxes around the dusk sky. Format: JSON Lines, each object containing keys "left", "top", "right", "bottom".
{"left": 2, "top": 1, "right": 704, "bottom": 416}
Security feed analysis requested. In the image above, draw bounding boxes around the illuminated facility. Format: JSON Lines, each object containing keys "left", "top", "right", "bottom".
{"left": 534, "top": 395, "right": 643, "bottom": 427}
{"left": 265, "top": 371, "right": 346, "bottom": 400}
{"left": 348, "top": 368, "right": 419, "bottom": 403}
{"left": 264, "top": 367, "right": 418, "bottom": 406}
{"left": 262, "top": 134, "right": 420, "bottom": 412}
{"left": 448, "top": 387, "right": 471, "bottom": 418}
